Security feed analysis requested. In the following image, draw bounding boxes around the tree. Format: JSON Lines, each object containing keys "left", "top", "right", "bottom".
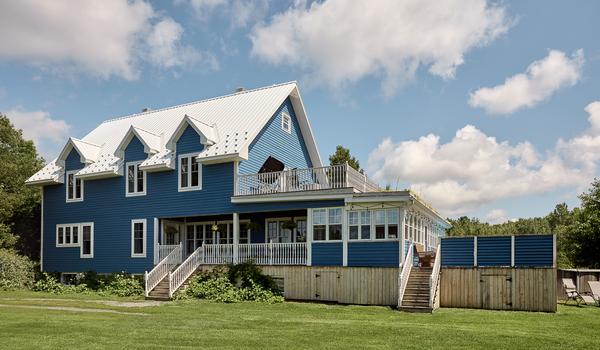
{"left": 562, "top": 179, "right": 600, "bottom": 268}
{"left": 329, "top": 145, "right": 361, "bottom": 172}
{"left": 0, "top": 114, "right": 44, "bottom": 258}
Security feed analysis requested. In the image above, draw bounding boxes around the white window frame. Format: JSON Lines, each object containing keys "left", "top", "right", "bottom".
{"left": 281, "top": 112, "right": 291, "bottom": 134}
{"left": 348, "top": 210, "right": 372, "bottom": 240}
{"left": 311, "top": 208, "right": 343, "bottom": 242}
{"left": 348, "top": 208, "right": 400, "bottom": 241}
{"left": 178, "top": 153, "right": 202, "bottom": 192}
{"left": 80, "top": 222, "right": 94, "bottom": 258}
{"left": 125, "top": 161, "right": 147, "bottom": 197}
{"left": 65, "top": 170, "right": 84, "bottom": 203}
{"left": 55, "top": 223, "right": 91, "bottom": 251}
{"left": 131, "top": 219, "right": 147, "bottom": 258}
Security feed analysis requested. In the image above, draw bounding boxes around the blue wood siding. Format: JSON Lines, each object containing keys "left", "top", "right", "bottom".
{"left": 65, "top": 148, "right": 84, "bottom": 171}
{"left": 514, "top": 235, "right": 553, "bottom": 267}
{"left": 312, "top": 243, "right": 343, "bottom": 266}
{"left": 348, "top": 241, "right": 399, "bottom": 267}
{"left": 441, "top": 237, "right": 474, "bottom": 267}
{"left": 477, "top": 236, "right": 512, "bottom": 266}
{"left": 43, "top": 126, "right": 343, "bottom": 273}
{"left": 238, "top": 98, "right": 312, "bottom": 174}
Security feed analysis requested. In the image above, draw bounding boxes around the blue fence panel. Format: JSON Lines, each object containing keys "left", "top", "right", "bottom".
{"left": 477, "top": 236, "right": 512, "bottom": 267}
{"left": 441, "top": 237, "right": 474, "bottom": 266}
{"left": 514, "top": 235, "right": 554, "bottom": 267}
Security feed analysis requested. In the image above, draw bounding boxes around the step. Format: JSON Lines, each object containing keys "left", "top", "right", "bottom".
{"left": 400, "top": 305, "right": 433, "bottom": 313}
{"left": 146, "top": 296, "right": 171, "bottom": 301}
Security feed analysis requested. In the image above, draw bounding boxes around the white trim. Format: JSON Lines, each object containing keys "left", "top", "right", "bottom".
{"left": 153, "top": 218, "right": 159, "bottom": 264}
{"left": 131, "top": 219, "right": 147, "bottom": 258}
{"left": 552, "top": 234, "right": 557, "bottom": 268}
{"left": 310, "top": 207, "right": 343, "bottom": 242}
{"left": 473, "top": 236, "right": 478, "bottom": 267}
{"left": 55, "top": 223, "right": 81, "bottom": 247}
{"left": 65, "top": 170, "right": 84, "bottom": 203}
{"left": 281, "top": 112, "right": 291, "bottom": 134}
{"left": 511, "top": 235, "right": 515, "bottom": 267}
{"left": 79, "top": 222, "right": 94, "bottom": 258}
{"left": 178, "top": 153, "right": 202, "bottom": 192}
{"left": 233, "top": 213, "right": 239, "bottom": 263}
{"left": 40, "top": 189, "right": 44, "bottom": 271}
{"left": 306, "top": 208, "right": 313, "bottom": 266}
{"left": 342, "top": 208, "right": 348, "bottom": 267}
{"left": 125, "top": 160, "right": 147, "bottom": 197}
{"left": 287, "top": 85, "right": 323, "bottom": 167}
{"left": 231, "top": 190, "right": 354, "bottom": 203}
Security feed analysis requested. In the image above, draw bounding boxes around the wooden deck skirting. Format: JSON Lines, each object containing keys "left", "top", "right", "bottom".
{"left": 439, "top": 267, "right": 556, "bottom": 312}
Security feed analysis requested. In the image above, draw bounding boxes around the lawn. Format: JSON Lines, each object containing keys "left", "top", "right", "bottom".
{"left": 0, "top": 291, "right": 598, "bottom": 350}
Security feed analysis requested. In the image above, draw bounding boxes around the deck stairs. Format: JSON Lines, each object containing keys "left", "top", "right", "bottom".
{"left": 399, "top": 249, "right": 440, "bottom": 313}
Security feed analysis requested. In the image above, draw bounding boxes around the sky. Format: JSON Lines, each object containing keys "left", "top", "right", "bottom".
{"left": 1, "top": 0, "right": 599, "bottom": 223}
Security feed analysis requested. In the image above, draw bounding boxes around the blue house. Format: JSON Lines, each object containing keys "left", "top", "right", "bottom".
{"left": 27, "top": 82, "right": 449, "bottom": 305}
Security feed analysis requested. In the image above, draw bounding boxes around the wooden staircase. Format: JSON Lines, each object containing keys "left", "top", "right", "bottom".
{"left": 147, "top": 276, "right": 171, "bottom": 301}
{"left": 400, "top": 266, "right": 433, "bottom": 312}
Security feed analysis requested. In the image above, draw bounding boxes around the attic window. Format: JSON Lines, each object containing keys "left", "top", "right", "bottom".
{"left": 281, "top": 112, "right": 291, "bottom": 133}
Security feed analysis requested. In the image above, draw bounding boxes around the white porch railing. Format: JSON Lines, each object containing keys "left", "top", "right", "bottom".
{"left": 169, "top": 246, "right": 204, "bottom": 298}
{"left": 158, "top": 244, "right": 179, "bottom": 262}
{"left": 144, "top": 243, "right": 182, "bottom": 297}
{"left": 203, "top": 244, "right": 234, "bottom": 264}
{"left": 397, "top": 243, "right": 414, "bottom": 308}
{"left": 235, "top": 163, "right": 379, "bottom": 196}
{"left": 238, "top": 242, "right": 307, "bottom": 265}
{"left": 429, "top": 244, "right": 441, "bottom": 309}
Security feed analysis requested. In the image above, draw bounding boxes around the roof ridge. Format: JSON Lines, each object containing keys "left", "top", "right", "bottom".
{"left": 101, "top": 81, "right": 297, "bottom": 125}
{"left": 185, "top": 114, "right": 215, "bottom": 128}
{"left": 131, "top": 125, "right": 161, "bottom": 137}
{"left": 71, "top": 137, "right": 101, "bottom": 148}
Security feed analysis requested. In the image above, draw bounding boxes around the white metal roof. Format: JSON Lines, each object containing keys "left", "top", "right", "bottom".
{"left": 26, "top": 82, "right": 323, "bottom": 185}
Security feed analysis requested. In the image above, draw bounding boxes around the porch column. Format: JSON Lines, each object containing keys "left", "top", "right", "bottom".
{"left": 153, "top": 218, "right": 159, "bottom": 265}
{"left": 233, "top": 213, "right": 239, "bottom": 263}
{"left": 342, "top": 207, "right": 348, "bottom": 267}
{"left": 399, "top": 208, "right": 406, "bottom": 267}
{"left": 306, "top": 208, "right": 313, "bottom": 266}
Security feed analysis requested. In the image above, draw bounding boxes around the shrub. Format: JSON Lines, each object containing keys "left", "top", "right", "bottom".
{"left": 227, "top": 261, "right": 279, "bottom": 293}
{"left": 80, "top": 270, "right": 107, "bottom": 291}
{"left": 33, "top": 273, "right": 88, "bottom": 294}
{"left": 100, "top": 272, "right": 143, "bottom": 297}
{"left": 186, "top": 276, "right": 242, "bottom": 303}
{"left": 0, "top": 249, "right": 36, "bottom": 290}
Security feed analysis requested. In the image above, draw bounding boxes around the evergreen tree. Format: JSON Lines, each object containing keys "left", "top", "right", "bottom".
{"left": 329, "top": 145, "right": 361, "bottom": 172}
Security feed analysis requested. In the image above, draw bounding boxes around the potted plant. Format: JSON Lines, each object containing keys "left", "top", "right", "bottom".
{"left": 281, "top": 219, "right": 297, "bottom": 231}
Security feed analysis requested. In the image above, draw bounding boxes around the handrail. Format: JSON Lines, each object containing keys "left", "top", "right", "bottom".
{"left": 144, "top": 243, "right": 181, "bottom": 297}
{"left": 398, "top": 243, "right": 414, "bottom": 308}
{"left": 235, "top": 164, "right": 379, "bottom": 196}
{"left": 157, "top": 244, "right": 179, "bottom": 262}
{"left": 429, "top": 244, "right": 442, "bottom": 309}
{"left": 237, "top": 242, "right": 306, "bottom": 265}
{"left": 169, "top": 245, "right": 204, "bottom": 298}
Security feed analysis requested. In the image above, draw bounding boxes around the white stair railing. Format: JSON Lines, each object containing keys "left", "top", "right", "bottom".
{"left": 169, "top": 245, "right": 204, "bottom": 298}
{"left": 429, "top": 244, "right": 442, "bottom": 309}
{"left": 144, "top": 243, "right": 181, "bottom": 297}
{"left": 398, "top": 243, "right": 414, "bottom": 308}
{"left": 157, "top": 244, "right": 179, "bottom": 262}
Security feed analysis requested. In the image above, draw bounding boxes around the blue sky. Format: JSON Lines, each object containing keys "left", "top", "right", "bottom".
{"left": 1, "top": 0, "right": 599, "bottom": 222}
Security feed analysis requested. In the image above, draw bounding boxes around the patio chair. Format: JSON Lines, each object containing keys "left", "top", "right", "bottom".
{"left": 562, "top": 278, "right": 595, "bottom": 306}
{"left": 588, "top": 281, "right": 600, "bottom": 307}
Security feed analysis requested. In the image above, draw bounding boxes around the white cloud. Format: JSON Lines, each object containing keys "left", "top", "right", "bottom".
{"left": 485, "top": 209, "right": 508, "bottom": 224}
{"left": 250, "top": 0, "right": 510, "bottom": 95}
{"left": 469, "top": 50, "right": 584, "bottom": 114}
{"left": 0, "top": 0, "right": 210, "bottom": 80}
{"left": 181, "top": 0, "right": 269, "bottom": 29}
{"left": 367, "top": 102, "right": 600, "bottom": 216}
{"left": 4, "top": 108, "right": 71, "bottom": 160}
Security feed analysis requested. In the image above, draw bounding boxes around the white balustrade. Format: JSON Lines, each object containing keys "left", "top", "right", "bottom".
{"left": 201, "top": 243, "right": 307, "bottom": 266}
{"left": 429, "top": 244, "right": 441, "bottom": 309}
{"left": 144, "top": 243, "right": 182, "bottom": 297}
{"left": 397, "top": 243, "right": 414, "bottom": 307}
{"left": 203, "top": 244, "right": 234, "bottom": 264}
{"left": 169, "top": 246, "right": 204, "bottom": 298}
{"left": 235, "top": 164, "right": 379, "bottom": 196}
{"left": 157, "top": 244, "right": 179, "bottom": 262}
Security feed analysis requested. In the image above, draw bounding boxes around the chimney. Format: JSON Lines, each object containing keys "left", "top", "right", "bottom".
{"left": 141, "top": 107, "right": 151, "bottom": 112}
{"left": 234, "top": 87, "right": 245, "bottom": 93}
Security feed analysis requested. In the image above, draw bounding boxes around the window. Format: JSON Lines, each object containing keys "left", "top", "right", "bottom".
{"left": 265, "top": 218, "right": 305, "bottom": 243}
{"left": 56, "top": 223, "right": 93, "bottom": 257}
{"left": 65, "top": 170, "right": 83, "bottom": 202}
{"left": 126, "top": 161, "right": 146, "bottom": 196}
{"left": 375, "top": 210, "right": 386, "bottom": 239}
{"left": 131, "top": 219, "right": 146, "bottom": 257}
{"left": 281, "top": 112, "right": 291, "bottom": 133}
{"left": 178, "top": 154, "right": 202, "bottom": 191}
{"left": 348, "top": 210, "right": 371, "bottom": 240}
{"left": 81, "top": 223, "right": 93, "bottom": 258}
{"left": 56, "top": 224, "right": 81, "bottom": 247}
{"left": 312, "top": 208, "right": 343, "bottom": 241}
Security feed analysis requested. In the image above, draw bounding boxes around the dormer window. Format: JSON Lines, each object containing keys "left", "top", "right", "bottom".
{"left": 178, "top": 153, "right": 202, "bottom": 191}
{"left": 126, "top": 161, "right": 146, "bottom": 197}
{"left": 66, "top": 170, "right": 83, "bottom": 202}
{"left": 281, "top": 112, "right": 291, "bottom": 133}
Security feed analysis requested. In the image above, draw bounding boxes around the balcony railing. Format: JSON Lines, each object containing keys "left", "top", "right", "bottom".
{"left": 235, "top": 163, "right": 380, "bottom": 196}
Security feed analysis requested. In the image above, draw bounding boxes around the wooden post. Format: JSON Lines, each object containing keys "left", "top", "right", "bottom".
{"left": 511, "top": 235, "right": 515, "bottom": 267}
{"left": 233, "top": 213, "right": 239, "bottom": 264}
{"left": 342, "top": 207, "right": 348, "bottom": 267}
{"left": 552, "top": 234, "right": 557, "bottom": 268}
{"left": 153, "top": 218, "right": 159, "bottom": 265}
{"left": 399, "top": 208, "right": 406, "bottom": 267}
{"left": 269, "top": 240, "right": 273, "bottom": 265}
{"left": 307, "top": 208, "right": 313, "bottom": 266}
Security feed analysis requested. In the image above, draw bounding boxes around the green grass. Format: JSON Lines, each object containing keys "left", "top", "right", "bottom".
{"left": 0, "top": 291, "right": 598, "bottom": 349}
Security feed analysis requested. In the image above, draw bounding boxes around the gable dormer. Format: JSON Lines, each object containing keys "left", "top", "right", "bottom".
{"left": 115, "top": 126, "right": 163, "bottom": 160}
{"left": 56, "top": 137, "right": 101, "bottom": 169}
{"left": 166, "top": 115, "right": 219, "bottom": 154}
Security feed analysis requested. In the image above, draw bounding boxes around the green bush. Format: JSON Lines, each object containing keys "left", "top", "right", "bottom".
{"left": 182, "top": 262, "right": 283, "bottom": 304}
{"left": 0, "top": 249, "right": 36, "bottom": 290}
{"left": 33, "top": 273, "right": 88, "bottom": 294}
{"left": 100, "top": 272, "right": 144, "bottom": 297}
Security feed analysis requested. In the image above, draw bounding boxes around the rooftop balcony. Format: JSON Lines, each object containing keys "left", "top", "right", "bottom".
{"left": 235, "top": 163, "right": 380, "bottom": 196}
